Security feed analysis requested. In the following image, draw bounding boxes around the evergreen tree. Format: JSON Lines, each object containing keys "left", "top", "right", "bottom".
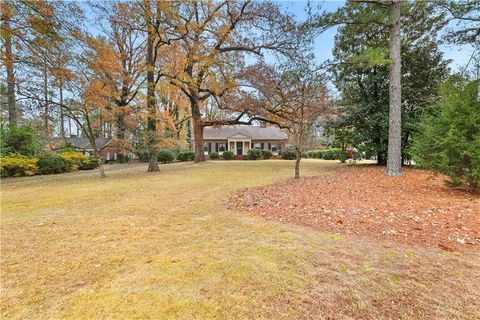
{"left": 327, "top": 2, "right": 449, "bottom": 164}
{"left": 410, "top": 77, "right": 480, "bottom": 192}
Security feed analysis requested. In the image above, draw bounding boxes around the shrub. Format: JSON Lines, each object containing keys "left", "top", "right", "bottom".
{"left": 0, "top": 154, "right": 38, "bottom": 177}
{"left": 177, "top": 150, "right": 195, "bottom": 162}
{"left": 281, "top": 149, "right": 297, "bottom": 160}
{"left": 315, "top": 150, "right": 325, "bottom": 159}
{"left": 247, "top": 148, "right": 262, "bottom": 160}
{"left": 261, "top": 149, "right": 273, "bottom": 159}
{"left": 209, "top": 151, "right": 219, "bottom": 160}
{"left": 59, "top": 151, "right": 90, "bottom": 171}
{"left": 79, "top": 158, "right": 98, "bottom": 170}
{"left": 0, "top": 125, "right": 42, "bottom": 156}
{"left": 323, "top": 149, "right": 341, "bottom": 160}
{"left": 37, "top": 153, "right": 68, "bottom": 174}
{"left": 410, "top": 77, "right": 480, "bottom": 192}
{"left": 157, "top": 149, "right": 175, "bottom": 164}
{"left": 222, "top": 150, "right": 234, "bottom": 160}
{"left": 115, "top": 153, "right": 130, "bottom": 163}
{"left": 338, "top": 150, "right": 349, "bottom": 163}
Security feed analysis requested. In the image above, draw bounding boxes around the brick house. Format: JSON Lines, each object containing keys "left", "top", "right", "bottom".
{"left": 199, "top": 125, "right": 288, "bottom": 157}
{"left": 50, "top": 137, "right": 118, "bottom": 161}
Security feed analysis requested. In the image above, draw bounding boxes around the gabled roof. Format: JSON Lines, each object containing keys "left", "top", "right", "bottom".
{"left": 50, "top": 137, "right": 113, "bottom": 150}
{"left": 203, "top": 125, "right": 288, "bottom": 140}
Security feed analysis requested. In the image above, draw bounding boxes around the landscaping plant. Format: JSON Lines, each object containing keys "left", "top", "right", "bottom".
{"left": 0, "top": 154, "right": 39, "bottom": 177}
{"left": 37, "top": 153, "right": 69, "bottom": 174}
{"left": 157, "top": 149, "right": 175, "bottom": 164}
{"left": 410, "top": 77, "right": 480, "bottom": 192}
{"left": 247, "top": 148, "right": 262, "bottom": 160}
{"left": 222, "top": 151, "right": 234, "bottom": 160}
{"left": 177, "top": 150, "right": 195, "bottom": 162}
{"left": 261, "top": 149, "right": 273, "bottom": 159}
{"left": 209, "top": 152, "right": 219, "bottom": 160}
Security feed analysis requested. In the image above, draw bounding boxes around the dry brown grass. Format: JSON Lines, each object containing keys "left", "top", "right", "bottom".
{"left": 1, "top": 160, "right": 479, "bottom": 319}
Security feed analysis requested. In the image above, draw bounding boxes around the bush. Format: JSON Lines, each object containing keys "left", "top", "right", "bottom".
{"left": 247, "top": 148, "right": 262, "bottom": 160}
{"left": 209, "top": 151, "right": 219, "bottom": 160}
{"left": 261, "top": 149, "right": 273, "bottom": 159}
{"left": 37, "top": 153, "right": 68, "bottom": 174}
{"left": 59, "top": 151, "right": 90, "bottom": 171}
{"left": 0, "top": 154, "right": 38, "bottom": 177}
{"left": 315, "top": 150, "right": 325, "bottom": 159}
{"left": 323, "top": 149, "right": 341, "bottom": 160}
{"left": 177, "top": 150, "right": 195, "bottom": 162}
{"left": 281, "top": 149, "right": 297, "bottom": 160}
{"left": 0, "top": 125, "right": 42, "bottom": 156}
{"left": 410, "top": 78, "right": 480, "bottom": 192}
{"left": 338, "top": 150, "right": 349, "bottom": 163}
{"left": 79, "top": 158, "right": 98, "bottom": 170}
{"left": 222, "top": 150, "right": 234, "bottom": 160}
{"left": 157, "top": 149, "right": 175, "bottom": 164}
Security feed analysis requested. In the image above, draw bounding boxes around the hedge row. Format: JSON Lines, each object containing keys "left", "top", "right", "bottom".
{"left": 0, "top": 151, "right": 98, "bottom": 177}
{"left": 303, "top": 148, "right": 361, "bottom": 163}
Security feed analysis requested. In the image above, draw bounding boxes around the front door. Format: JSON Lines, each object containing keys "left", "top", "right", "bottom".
{"left": 236, "top": 141, "right": 243, "bottom": 155}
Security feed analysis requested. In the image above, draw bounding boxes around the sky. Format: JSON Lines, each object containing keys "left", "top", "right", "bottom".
{"left": 279, "top": 0, "right": 476, "bottom": 72}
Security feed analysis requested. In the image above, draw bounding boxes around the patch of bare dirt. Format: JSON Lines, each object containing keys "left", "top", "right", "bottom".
{"left": 228, "top": 166, "right": 480, "bottom": 251}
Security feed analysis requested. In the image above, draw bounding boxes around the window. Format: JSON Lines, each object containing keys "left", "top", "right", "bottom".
{"left": 219, "top": 143, "right": 226, "bottom": 152}
{"left": 271, "top": 144, "right": 278, "bottom": 153}
{"left": 203, "top": 143, "right": 208, "bottom": 152}
{"left": 253, "top": 143, "right": 261, "bottom": 149}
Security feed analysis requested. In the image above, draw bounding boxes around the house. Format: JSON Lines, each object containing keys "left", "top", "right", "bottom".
{"left": 49, "top": 137, "right": 118, "bottom": 161}
{"left": 199, "top": 125, "right": 288, "bottom": 157}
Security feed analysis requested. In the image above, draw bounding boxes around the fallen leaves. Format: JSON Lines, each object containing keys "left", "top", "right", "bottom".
{"left": 228, "top": 166, "right": 480, "bottom": 251}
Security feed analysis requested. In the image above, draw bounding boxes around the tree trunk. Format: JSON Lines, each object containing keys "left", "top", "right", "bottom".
{"left": 192, "top": 112, "right": 205, "bottom": 163}
{"left": 43, "top": 57, "right": 49, "bottom": 135}
{"left": 98, "top": 157, "right": 106, "bottom": 178}
{"left": 294, "top": 148, "right": 301, "bottom": 179}
{"left": 2, "top": 3, "right": 17, "bottom": 128}
{"left": 115, "top": 112, "right": 127, "bottom": 159}
{"left": 59, "top": 82, "right": 65, "bottom": 139}
{"left": 386, "top": 0, "right": 402, "bottom": 176}
{"left": 145, "top": 2, "right": 159, "bottom": 172}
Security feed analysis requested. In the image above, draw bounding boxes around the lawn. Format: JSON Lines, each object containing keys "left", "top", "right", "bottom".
{"left": 1, "top": 160, "right": 479, "bottom": 319}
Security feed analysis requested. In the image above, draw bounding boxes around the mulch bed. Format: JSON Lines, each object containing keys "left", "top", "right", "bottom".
{"left": 228, "top": 166, "right": 480, "bottom": 251}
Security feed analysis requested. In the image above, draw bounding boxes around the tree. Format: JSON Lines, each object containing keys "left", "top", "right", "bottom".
{"left": 435, "top": 0, "right": 480, "bottom": 45}
{"left": 159, "top": 0, "right": 307, "bottom": 163}
{"left": 320, "top": 1, "right": 448, "bottom": 166}
{"left": 410, "top": 77, "right": 480, "bottom": 192}
{"left": 308, "top": 0, "right": 445, "bottom": 175}
{"left": 1, "top": 1, "right": 16, "bottom": 127}
{"left": 386, "top": 0, "right": 401, "bottom": 176}
{"left": 0, "top": 124, "right": 42, "bottom": 157}
{"left": 245, "top": 62, "right": 330, "bottom": 179}
{"left": 91, "top": 2, "right": 146, "bottom": 158}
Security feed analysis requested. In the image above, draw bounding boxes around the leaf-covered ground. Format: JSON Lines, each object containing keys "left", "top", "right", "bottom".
{"left": 229, "top": 165, "right": 480, "bottom": 251}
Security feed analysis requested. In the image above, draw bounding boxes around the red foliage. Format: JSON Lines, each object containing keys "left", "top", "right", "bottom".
{"left": 228, "top": 166, "right": 480, "bottom": 251}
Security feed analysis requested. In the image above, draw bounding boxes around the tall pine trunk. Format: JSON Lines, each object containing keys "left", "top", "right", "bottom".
{"left": 191, "top": 98, "right": 205, "bottom": 163}
{"left": 386, "top": 0, "right": 402, "bottom": 176}
{"left": 43, "top": 57, "right": 49, "bottom": 135}
{"left": 145, "top": 2, "right": 159, "bottom": 172}
{"left": 2, "top": 3, "right": 17, "bottom": 128}
{"left": 59, "top": 81, "right": 65, "bottom": 139}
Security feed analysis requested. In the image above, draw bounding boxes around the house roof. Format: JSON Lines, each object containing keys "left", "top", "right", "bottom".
{"left": 203, "top": 125, "right": 288, "bottom": 140}
{"left": 50, "top": 137, "right": 113, "bottom": 150}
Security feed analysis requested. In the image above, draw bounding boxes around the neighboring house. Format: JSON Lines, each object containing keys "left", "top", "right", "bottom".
{"left": 199, "top": 125, "right": 288, "bottom": 156}
{"left": 49, "top": 137, "right": 118, "bottom": 161}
